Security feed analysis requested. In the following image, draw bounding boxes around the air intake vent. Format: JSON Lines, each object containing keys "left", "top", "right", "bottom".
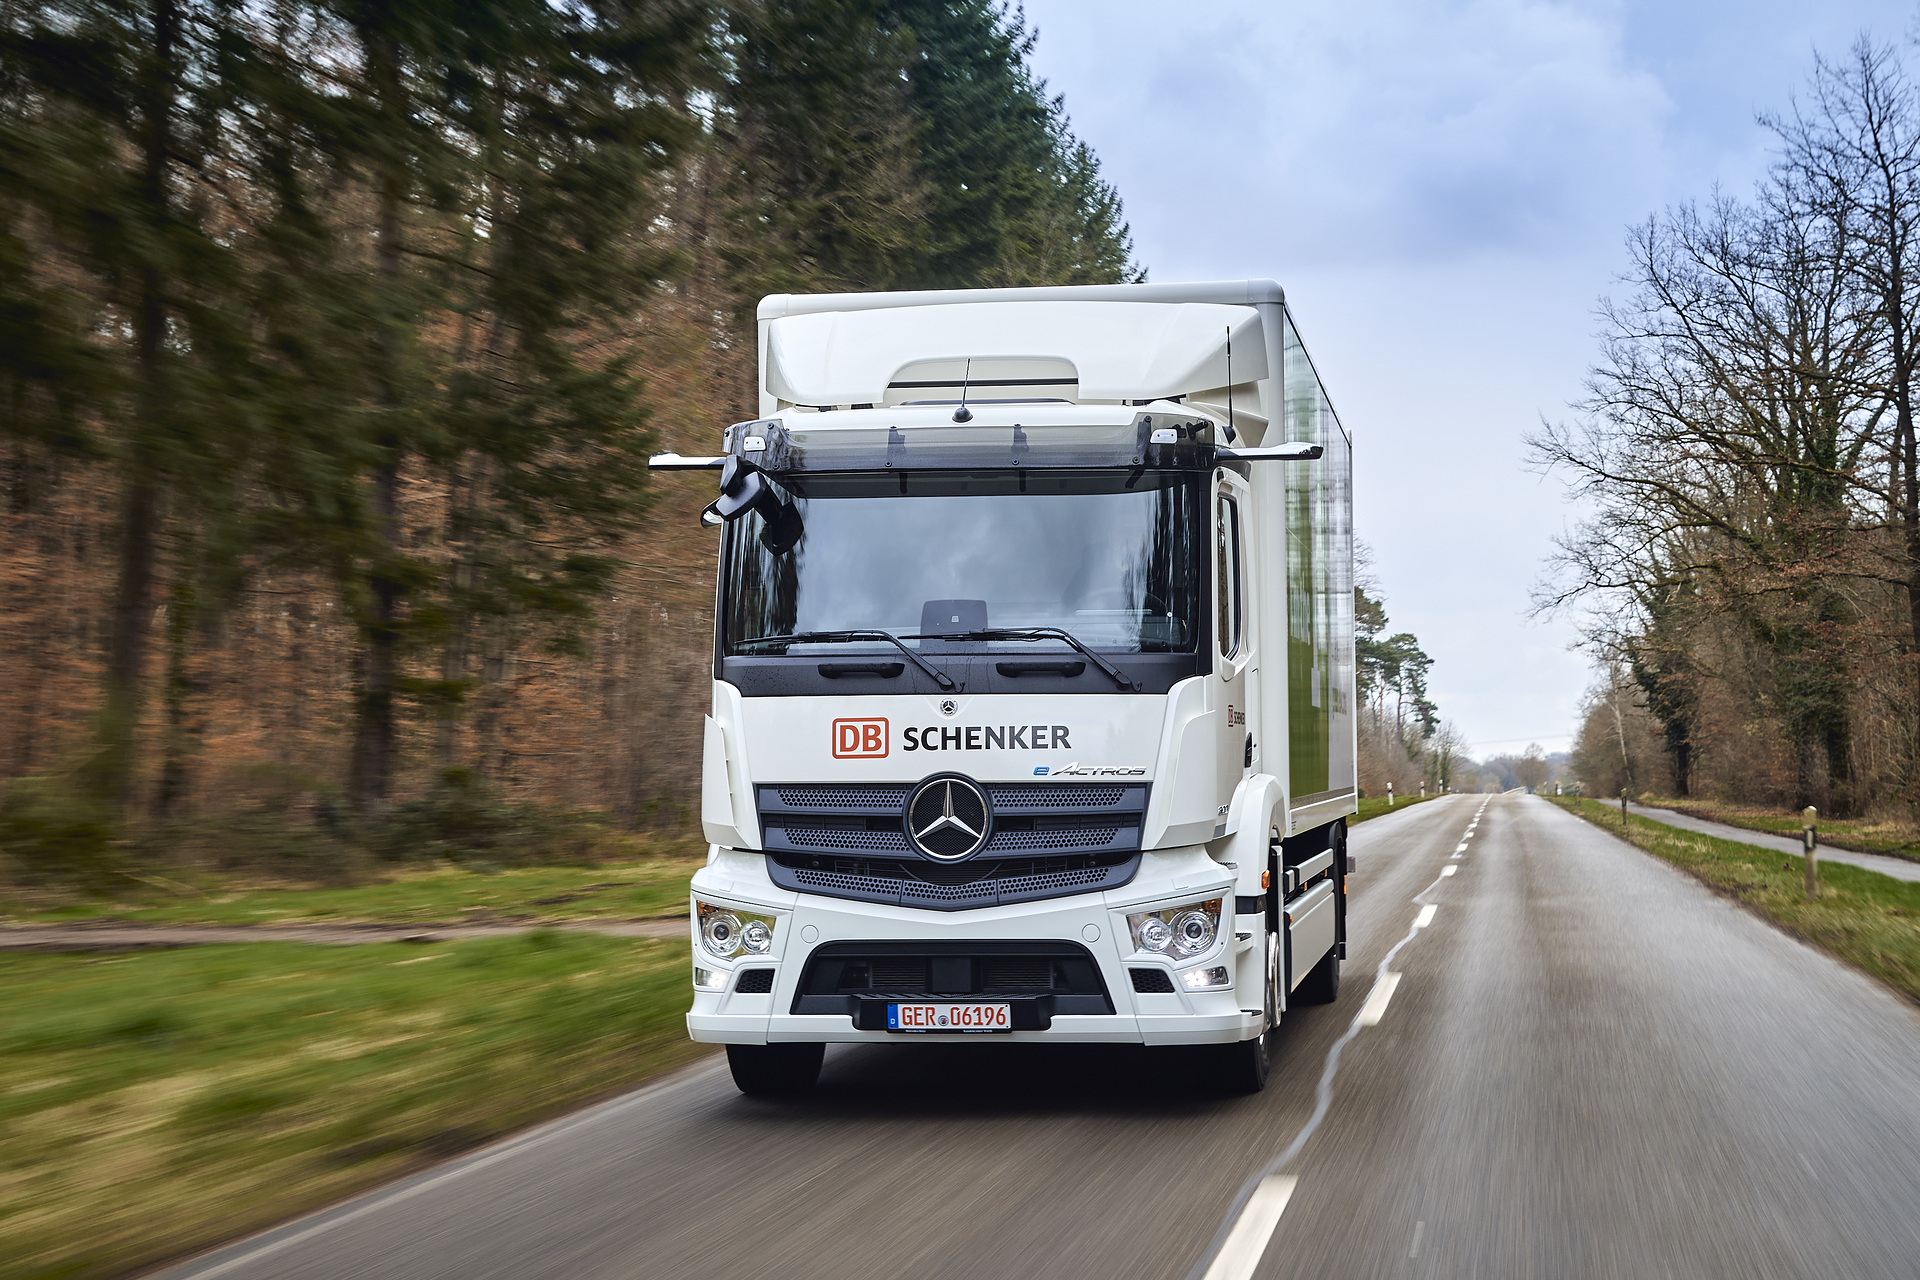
{"left": 1130, "top": 968, "right": 1176, "bottom": 994}
{"left": 734, "top": 969, "right": 775, "bottom": 994}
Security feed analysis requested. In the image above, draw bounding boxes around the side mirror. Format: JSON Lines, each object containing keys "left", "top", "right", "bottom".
{"left": 699, "top": 457, "right": 804, "bottom": 552}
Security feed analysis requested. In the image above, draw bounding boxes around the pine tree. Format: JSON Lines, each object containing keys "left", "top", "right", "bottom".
{"left": 0, "top": 0, "right": 266, "bottom": 810}
{"left": 881, "top": 0, "right": 1140, "bottom": 287}
{"left": 718, "top": 0, "right": 929, "bottom": 309}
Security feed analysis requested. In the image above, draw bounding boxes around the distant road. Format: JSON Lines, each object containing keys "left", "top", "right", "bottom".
{"left": 153, "top": 795, "right": 1920, "bottom": 1280}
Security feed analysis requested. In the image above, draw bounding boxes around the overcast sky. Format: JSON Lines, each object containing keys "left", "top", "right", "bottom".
{"left": 1022, "top": 0, "right": 1917, "bottom": 759}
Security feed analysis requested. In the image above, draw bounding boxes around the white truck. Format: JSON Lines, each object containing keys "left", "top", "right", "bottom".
{"left": 652, "top": 280, "right": 1356, "bottom": 1094}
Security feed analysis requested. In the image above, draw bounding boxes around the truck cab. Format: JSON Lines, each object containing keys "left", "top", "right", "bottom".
{"left": 654, "top": 280, "right": 1357, "bottom": 1094}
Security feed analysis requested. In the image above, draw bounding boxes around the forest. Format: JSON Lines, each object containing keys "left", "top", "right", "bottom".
{"left": 0, "top": 0, "right": 1142, "bottom": 880}
{"left": 1540, "top": 39, "right": 1920, "bottom": 820}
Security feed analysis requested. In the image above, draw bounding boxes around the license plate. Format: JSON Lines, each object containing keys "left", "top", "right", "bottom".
{"left": 886, "top": 1002, "right": 1012, "bottom": 1033}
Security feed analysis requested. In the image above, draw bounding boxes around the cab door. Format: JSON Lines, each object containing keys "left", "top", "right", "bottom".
{"left": 1213, "top": 472, "right": 1253, "bottom": 826}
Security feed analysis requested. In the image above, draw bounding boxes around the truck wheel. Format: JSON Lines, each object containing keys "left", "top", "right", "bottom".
{"left": 1216, "top": 931, "right": 1277, "bottom": 1094}
{"left": 1296, "top": 944, "right": 1340, "bottom": 1005}
{"left": 726, "top": 1043, "right": 824, "bottom": 1097}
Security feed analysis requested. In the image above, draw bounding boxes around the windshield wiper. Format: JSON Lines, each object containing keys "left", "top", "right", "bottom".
{"left": 735, "top": 630, "right": 957, "bottom": 690}
{"left": 944, "top": 627, "right": 1141, "bottom": 692}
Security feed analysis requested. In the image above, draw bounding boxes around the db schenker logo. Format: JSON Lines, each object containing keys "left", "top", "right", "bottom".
{"left": 832, "top": 718, "right": 889, "bottom": 758}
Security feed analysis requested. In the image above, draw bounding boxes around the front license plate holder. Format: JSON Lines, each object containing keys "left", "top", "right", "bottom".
{"left": 886, "top": 1002, "right": 1012, "bottom": 1033}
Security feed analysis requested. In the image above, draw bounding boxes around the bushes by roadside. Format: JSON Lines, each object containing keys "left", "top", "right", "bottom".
{"left": 0, "top": 765, "right": 651, "bottom": 900}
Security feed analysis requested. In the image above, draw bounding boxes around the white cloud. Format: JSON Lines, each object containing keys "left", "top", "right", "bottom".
{"left": 1022, "top": 0, "right": 1915, "bottom": 755}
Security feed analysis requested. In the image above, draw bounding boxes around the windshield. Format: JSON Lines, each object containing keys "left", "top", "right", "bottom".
{"left": 722, "top": 470, "right": 1201, "bottom": 654}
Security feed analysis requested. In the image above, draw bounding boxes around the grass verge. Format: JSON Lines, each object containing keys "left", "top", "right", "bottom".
{"left": 0, "top": 932, "right": 706, "bottom": 1280}
{"left": 0, "top": 845, "right": 705, "bottom": 928}
{"left": 1550, "top": 796, "right": 1920, "bottom": 1004}
{"left": 1633, "top": 796, "right": 1920, "bottom": 863}
{"left": 1352, "top": 792, "right": 1441, "bottom": 824}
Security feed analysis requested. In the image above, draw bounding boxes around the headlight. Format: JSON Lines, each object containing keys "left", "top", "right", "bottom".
{"left": 1127, "top": 897, "right": 1222, "bottom": 958}
{"left": 697, "top": 901, "right": 779, "bottom": 960}
{"left": 693, "top": 966, "right": 728, "bottom": 990}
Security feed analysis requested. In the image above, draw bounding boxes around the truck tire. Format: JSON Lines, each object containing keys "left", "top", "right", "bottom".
{"left": 1216, "top": 930, "right": 1277, "bottom": 1094}
{"left": 726, "top": 1042, "right": 825, "bottom": 1097}
{"left": 1296, "top": 944, "right": 1339, "bottom": 1004}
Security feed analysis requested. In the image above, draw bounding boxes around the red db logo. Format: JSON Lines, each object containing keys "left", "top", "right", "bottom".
{"left": 832, "top": 718, "right": 889, "bottom": 758}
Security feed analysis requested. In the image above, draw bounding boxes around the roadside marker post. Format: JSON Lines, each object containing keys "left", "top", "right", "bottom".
{"left": 1388, "top": 782, "right": 1394, "bottom": 808}
{"left": 1803, "top": 806, "right": 1818, "bottom": 901}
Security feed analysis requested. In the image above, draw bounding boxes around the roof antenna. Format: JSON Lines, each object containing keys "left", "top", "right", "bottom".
{"left": 952, "top": 358, "right": 974, "bottom": 423}
{"left": 1223, "top": 327, "right": 1237, "bottom": 443}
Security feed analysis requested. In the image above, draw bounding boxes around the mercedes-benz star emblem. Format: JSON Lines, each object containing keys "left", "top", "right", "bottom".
{"left": 939, "top": 699, "right": 958, "bottom": 717}
{"left": 906, "top": 775, "right": 992, "bottom": 861}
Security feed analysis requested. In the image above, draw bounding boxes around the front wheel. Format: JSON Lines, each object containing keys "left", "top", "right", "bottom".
{"left": 726, "top": 1042, "right": 825, "bottom": 1097}
{"left": 1296, "top": 944, "right": 1340, "bottom": 1004}
{"left": 1216, "top": 930, "right": 1278, "bottom": 1094}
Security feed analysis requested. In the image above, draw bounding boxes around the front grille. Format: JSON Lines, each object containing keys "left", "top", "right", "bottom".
{"left": 1130, "top": 968, "right": 1176, "bottom": 993}
{"left": 767, "top": 782, "right": 1132, "bottom": 813}
{"left": 986, "top": 826, "right": 1126, "bottom": 851}
{"left": 792, "top": 941, "right": 1115, "bottom": 1022}
{"left": 734, "top": 969, "right": 775, "bottom": 993}
{"left": 869, "top": 958, "right": 926, "bottom": 990}
{"left": 783, "top": 826, "right": 912, "bottom": 851}
{"left": 774, "top": 784, "right": 912, "bottom": 810}
{"left": 758, "top": 781, "right": 1148, "bottom": 909}
{"left": 989, "top": 784, "right": 1128, "bottom": 810}
{"left": 769, "top": 851, "right": 1140, "bottom": 911}
{"left": 984, "top": 958, "right": 1056, "bottom": 990}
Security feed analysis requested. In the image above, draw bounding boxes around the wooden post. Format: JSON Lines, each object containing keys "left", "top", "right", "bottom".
{"left": 1620, "top": 789, "right": 1628, "bottom": 824}
{"left": 1802, "top": 806, "right": 1818, "bottom": 901}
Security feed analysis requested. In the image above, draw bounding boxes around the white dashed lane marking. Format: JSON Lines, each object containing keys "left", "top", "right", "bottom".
{"left": 1356, "top": 972, "right": 1402, "bottom": 1027}
{"left": 1200, "top": 1175, "right": 1299, "bottom": 1280}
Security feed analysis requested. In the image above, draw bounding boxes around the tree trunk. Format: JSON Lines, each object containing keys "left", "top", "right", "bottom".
{"left": 95, "top": 0, "right": 178, "bottom": 809}
{"left": 348, "top": 21, "right": 405, "bottom": 811}
{"left": 152, "top": 570, "right": 197, "bottom": 818}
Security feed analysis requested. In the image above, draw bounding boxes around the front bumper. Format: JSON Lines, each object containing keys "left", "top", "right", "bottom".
{"left": 685, "top": 847, "right": 1257, "bottom": 1046}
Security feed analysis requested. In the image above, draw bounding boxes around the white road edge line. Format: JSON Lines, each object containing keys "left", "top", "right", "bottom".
{"left": 1199, "top": 1175, "right": 1299, "bottom": 1280}
{"left": 1441, "top": 865, "right": 1456, "bottom": 877}
{"left": 1355, "top": 972, "right": 1402, "bottom": 1026}
{"left": 1454, "top": 843, "right": 1468, "bottom": 853}
{"left": 1414, "top": 904, "right": 1437, "bottom": 928}
{"left": 166, "top": 1058, "right": 728, "bottom": 1278}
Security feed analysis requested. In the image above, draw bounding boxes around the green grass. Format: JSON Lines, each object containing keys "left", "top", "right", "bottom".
{"left": 0, "top": 844, "right": 705, "bottom": 928}
{"left": 1635, "top": 796, "right": 1920, "bottom": 863}
{"left": 1352, "top": 792, "right": 1441, "bottom": 824}
{"left": 0, "top": 932, "right": 707, "bottom": 1280}
{"left": 1551, "top": 796, "right": 1920, "bottom": 1004}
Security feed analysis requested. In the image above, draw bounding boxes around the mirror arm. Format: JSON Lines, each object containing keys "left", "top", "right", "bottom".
{"left": 1216, "top": 441, "right": 1324, "bottom": 461}
{"left": 649, "top": 453, "right": 728, "bottom": 470}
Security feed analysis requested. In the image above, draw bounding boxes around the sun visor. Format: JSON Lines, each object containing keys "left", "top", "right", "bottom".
{"left": 764, "top": 301, "right": 1268, "bottom": 407}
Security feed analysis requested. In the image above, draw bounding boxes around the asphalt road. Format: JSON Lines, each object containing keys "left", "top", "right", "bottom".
{"left": 152, "top": 794, "right": 1920, "bottom": 1280}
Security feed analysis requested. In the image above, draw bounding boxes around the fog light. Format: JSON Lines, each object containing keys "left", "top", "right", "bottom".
{"left": 693, "top": 967, "right": 727, "bottom": 990}
{"left": 1181, "top": 965, "right": 1230, "bottom": 990}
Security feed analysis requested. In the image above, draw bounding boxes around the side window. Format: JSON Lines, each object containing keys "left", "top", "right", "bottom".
{"left": 1217, "top": 492, "right": 1242, "bottom": 659}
